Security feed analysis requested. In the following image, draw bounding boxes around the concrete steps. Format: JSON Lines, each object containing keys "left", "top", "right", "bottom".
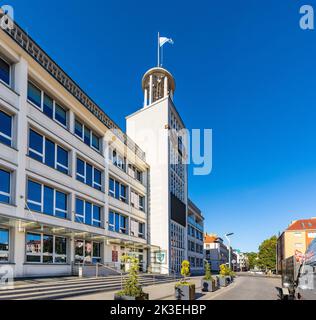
{"left": 0, "top": 274, "right": 178, "bottom": 300}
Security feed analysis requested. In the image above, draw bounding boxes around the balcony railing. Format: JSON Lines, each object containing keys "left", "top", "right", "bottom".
{"left": 188, "top": 216, "right": 204, "bottom": 232}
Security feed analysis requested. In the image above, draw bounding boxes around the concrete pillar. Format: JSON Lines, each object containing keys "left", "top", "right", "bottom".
{"left": 149, "top": 75, "right": 153, "bottom": 105}
{"left": 164, "top": 76, "right": 168, "bottom": 98}
{"left": 13, "top": 57, "right": 28, "bottom": 277}
{"left": 69, "top": 110, "right": 75, "bottom": 134}
{"left": 144, "top": 88, "right": 148, "bottom": 108}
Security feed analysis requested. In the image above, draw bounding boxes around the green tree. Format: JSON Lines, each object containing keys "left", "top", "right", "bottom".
{"left": 257, "top": 236, "right": 277, "bottom": 271}
{"left": 245, "top": 252, "right": 258, "bottom": 269}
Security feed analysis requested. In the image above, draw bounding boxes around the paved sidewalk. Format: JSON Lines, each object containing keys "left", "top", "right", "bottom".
{"left": 63, "top": 276, "right": 238, "bottom": 300}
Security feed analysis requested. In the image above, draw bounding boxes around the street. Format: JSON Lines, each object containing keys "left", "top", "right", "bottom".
{"left": 209, "top": 275, "right": 281, "bottom": 300}
{"left": 62, "top": 274, "right": 281, "bottom": 300}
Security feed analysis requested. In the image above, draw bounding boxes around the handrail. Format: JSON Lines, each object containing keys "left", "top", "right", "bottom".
{"left": 96, "top": 263, "right": 124, "bottom": 290}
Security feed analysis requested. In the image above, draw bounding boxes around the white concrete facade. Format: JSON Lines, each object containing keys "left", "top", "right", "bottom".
{"left": 0, "top": 20, "right": 158, "bottom": 278}
{"left": 126, "top": 68, "right": 189, "bottom": 274}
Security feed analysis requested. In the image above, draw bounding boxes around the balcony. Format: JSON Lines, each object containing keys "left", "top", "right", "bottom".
{"left": 188, "top": 216, "right": 204, "bottom": 232}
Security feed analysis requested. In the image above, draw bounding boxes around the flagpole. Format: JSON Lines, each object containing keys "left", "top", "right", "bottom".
{"left": 157, "top": 32, "right": 160, "bottom": 67}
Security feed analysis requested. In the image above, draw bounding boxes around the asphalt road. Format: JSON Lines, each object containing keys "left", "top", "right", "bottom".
{"left": 210, "top": 275, "right": 281, "bottom": 300}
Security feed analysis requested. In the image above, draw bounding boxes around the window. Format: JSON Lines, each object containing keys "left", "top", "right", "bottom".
{"left": 27, "top": 180, "right": 68, "bottom": 218}
{"left": 109, "top": 178, "right": 127, "bottom": 203}
{"left": 0, "top": 169, "right": 11, "bottom": 204}
{"left": 26, "top": 233, "right": 67, "bottom": 264}
{"left": 76, "top": 158, "right": 102, "bottom": 190}
{"left": 74, "top": 119, "right": 100, "bottom": 151}
{"left": 75, "top": 198, "right": 102, "bottom": 228}
{"left": 0, "top": 56, "right": 10, "bottom": 85}
{"left": 131, "top": 190, "right": 145, "bottom": 212}
{"left": 108, "top": 211, "right": 128, "bottom": 234}
{"left": 75, "top": 240, "right": 101, "bottom": 264}
{"left": 0, "top": 110, "right": 12, "bottom": 147}
{"left": 0, "top": 229, "right": 9, "bottom": 262}
{"left": 139, "top": 195, "right": 145, "bottom": 211}
{"left": 27, "top": 82, "right": 68, "bottom": 127}
{"left": 128, "top": 164, "right": 144, "bottom": 183}
{"left": 28, "top": 129, "right": 69, "bottom": 174}
{"left": 109, "top": 148, "right": 125, "bottom": 171}
{"left": 138, "top": 223, "right": 145, "bottom": 239}
{"left": 27, "top": 82, "right": 41, "bottom": 108}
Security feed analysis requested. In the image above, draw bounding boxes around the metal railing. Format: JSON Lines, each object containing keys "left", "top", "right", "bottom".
{"left": 96, "top": 262, "right": 124, "bottom": 290}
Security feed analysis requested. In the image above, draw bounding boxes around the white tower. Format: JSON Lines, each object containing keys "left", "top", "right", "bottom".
{"left": 126, "top": 66, "right": 188, "bottom": 274}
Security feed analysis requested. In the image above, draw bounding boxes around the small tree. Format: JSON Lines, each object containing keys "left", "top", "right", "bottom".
{"left": 180, "top": 260, "right": 191, "bottom": 283}
{"left": 117, "top": 256, "right": 144, "bottom": 297}
{"left": 219, "top": 264, "right": 230, "bottom": 277}
{"left": 203, "top": 262, "right": 213, "bottom": 281}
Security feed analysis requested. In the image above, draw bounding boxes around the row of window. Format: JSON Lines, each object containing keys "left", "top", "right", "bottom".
{"left": 0, "top": 228, "right": 102, "bottom": 265}
{"left": 109, "top": 177, "right": 145, "bottom": 211}
{"left": 188, "top": 240, "right": 203, "bottom": 254}
{"left": 189, "top": 256, "right": 204, "bottom": 268}
{"left": 188, "top": 225, "right": 203, "bottom": 241}
{"left": 109, "top": 148, "right": 144, "bottom": 184}
{"left": 0, "top": 169, "right": 146, "bottom": 238}
{"left": 27, "top": 80, "right": 101, "bottom": 152}
{"left": 0, "top": 108, "right": 144, "bottom": 191}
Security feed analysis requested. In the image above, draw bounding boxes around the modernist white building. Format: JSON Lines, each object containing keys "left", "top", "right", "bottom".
{"left": 126, "top": 67, "right": 190, "bottom": 274}
{"left": 0, "top": 15, "right": 204, "bottom": 278}
{"left": 0, "top": 16, "right": 163, "bottom": 278}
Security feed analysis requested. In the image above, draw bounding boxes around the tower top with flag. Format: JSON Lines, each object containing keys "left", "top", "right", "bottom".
{"left": 157, "top": 32, "right": 174, "bottom": 67}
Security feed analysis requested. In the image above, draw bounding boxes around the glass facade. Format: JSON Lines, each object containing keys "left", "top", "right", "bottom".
{"left": 76, "top": 158, "right": 102, "bottom": 190}
{"left": 26, "top": 233, "right": 67, "bottom": 264}
{"left": 109, "top": 178, "right": 127, "bottom": 203}
{"left": 74, "top": 119, "right": 100, "bottom": 151}
{"left": 27, "top": 82, "right": 68, "bottom": 127}
{"left": 108, "top": 211, "right": 128, "bottom": 234}
{"left": 29, "top": 129, "right": 69, "bottom": 174}
{"left": 27, "top": 180, "right": 68, "bottom": 218}
{"left": 75, "top": 198, "right": 102, "bottom": 227}
{"left": 75, "top": 239, "right": 101, "bottom": 264}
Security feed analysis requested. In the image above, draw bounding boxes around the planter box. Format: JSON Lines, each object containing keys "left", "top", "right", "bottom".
{"left": 175, "top": 284, "right": 196, "bottom": 300}
{"left": 219, "top": 276, "right": 228, "bottom": 287}
{"left": 201, "top": 279, "right": 217, "bottom": 292}
{"left": 226, "top": 276, "right": 232, "bottom": 284}
{"left": 114, "top": 293, "right": 149, "bottom": 300}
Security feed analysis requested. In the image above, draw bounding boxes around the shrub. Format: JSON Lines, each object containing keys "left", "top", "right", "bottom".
{"left": 219, "top": 264, "right": 231, "bottom": 277}
{"left": 203, "top": 262, "right": 213, "bottom": 281}
{"left": 117, "top": 256, "right": 145, "bottom": 297}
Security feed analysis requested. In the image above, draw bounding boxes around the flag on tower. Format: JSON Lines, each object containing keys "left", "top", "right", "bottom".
{"left": 159, "top": 36, "right": 174, "bottom": 47}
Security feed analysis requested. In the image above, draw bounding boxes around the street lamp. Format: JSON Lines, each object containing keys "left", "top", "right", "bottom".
{"left": 225, "top": 233, "right": 234, "bottom": 269}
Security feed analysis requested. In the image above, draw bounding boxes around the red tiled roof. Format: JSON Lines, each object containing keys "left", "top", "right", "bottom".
{"left": 204, "top": 234, "right": 218, "bottom": 243}
{"left": 287, "top": 218, "right": 316, "bottom": 231}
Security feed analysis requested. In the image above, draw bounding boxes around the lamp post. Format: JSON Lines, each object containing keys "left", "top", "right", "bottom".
{"left": 225, "top": 233, "right": 234, "bottom": 269}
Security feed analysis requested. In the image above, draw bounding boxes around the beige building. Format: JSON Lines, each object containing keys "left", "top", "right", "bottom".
{"left": 277, "top": 218, "right": 316, "bottom": 274}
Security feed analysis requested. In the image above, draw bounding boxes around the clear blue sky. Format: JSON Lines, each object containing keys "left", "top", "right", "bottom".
{"left": 7, "top": 0, "right": 316, "bottom": 252}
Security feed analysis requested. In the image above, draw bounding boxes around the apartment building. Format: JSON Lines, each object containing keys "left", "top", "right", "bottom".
{"left": 126, "top": 67, "right": 189, "bottom": 274}
{"left": 277, "top": 218, "right": 316, "bottom": 274}
{"left": 187, "top": 199, "right": 204, "bottom": 275}
{"left": 204, "top": 234, "right": 229, "bottom": 272}
{"left": 0, "top": 16, "right": 159, "bottom": 277}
